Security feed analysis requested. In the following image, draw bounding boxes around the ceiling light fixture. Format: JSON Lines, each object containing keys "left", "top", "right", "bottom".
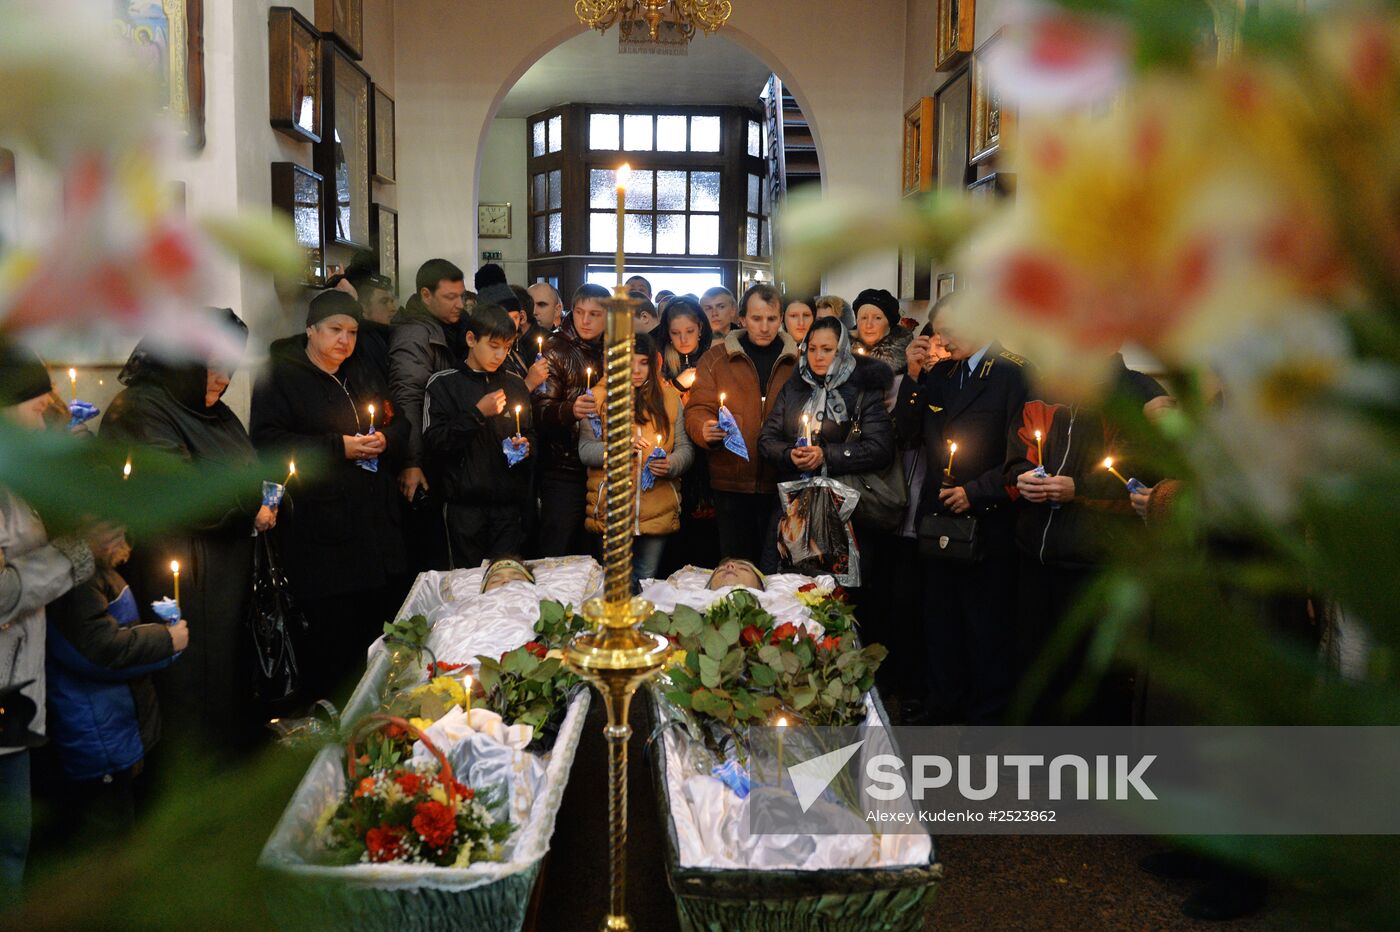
{"left": 575, "top": 0, "right": 733, "bottom": 45}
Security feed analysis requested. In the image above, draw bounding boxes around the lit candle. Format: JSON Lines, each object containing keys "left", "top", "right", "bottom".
{"left": 585, "top": 366, "right": 594, "bottom": 391}
{"left": 801, "top": 413, "right": 810, "bottom": 444}
{"left": 367, "top": 404, "right": 376, "bottom": 430}
{"left": 1102, "top": 457, "right": 1130, "bottom": 487}
{"left": 655, "top": 432, "right": 663, "bottom": 451}
{"left": 67, "top": 367, "right": 78, "bottom": 401}
{"left": 1034, "top": 429, "right": 1043, "bottom": 465}
{"left": 719, "top": 392, "right": 727, "bottom": 410}
{"left": 856, "top": 346, "right": 866, "bottom": 356}
{"left": 122, "top": 453, "right": 132, "bottom": 481}
{"left": 615, "top": 163, "right": 631, "bottom": 284}
{"left": 285, "top": 461, "right": 296, "bottom": 485}
{"left": 514, "top": 403, "right": 523, "bottom": 436}
{"left": 776, "top": 715, "right": 788, "bottom": 774}
{"left": 170, "top": 560, "right": 180, "bottom": 606}
{"left": 536, "top": 335, "right": 544, "bottom": 358}
{"left": 946, "top": 441, "right": 957, "bottom": 475}
{"left": 464, "top": 673, "right": 473, "bottom": 714}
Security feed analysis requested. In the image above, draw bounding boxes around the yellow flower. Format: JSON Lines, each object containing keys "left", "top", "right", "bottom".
{"left": 430, "top": 784, "right": 449, "bottom": 806}
{"left": 409, "top": 717, "right": 435, "bottom": 734}
{"left": 666, "top": 649, "right": 687, "bottom": 670}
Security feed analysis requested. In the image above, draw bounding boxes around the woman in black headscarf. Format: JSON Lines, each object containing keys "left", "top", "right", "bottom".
{"left": 100, "top": 308, "right": 272, "bottom": 753}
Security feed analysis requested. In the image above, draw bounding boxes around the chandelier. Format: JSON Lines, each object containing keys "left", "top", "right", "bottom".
{"left": 575, "top": 0, "right": 733, "bottom": 44}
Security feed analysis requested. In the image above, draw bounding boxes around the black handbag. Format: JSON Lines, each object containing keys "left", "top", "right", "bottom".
{"left": 917, "top": 512, "right": 984, "bottom": 563}
{"left": 249, "top": 533, "right": 307, "bottom": 704}
{"left": 843, "top": 389, "right": 908, "bottom": 532}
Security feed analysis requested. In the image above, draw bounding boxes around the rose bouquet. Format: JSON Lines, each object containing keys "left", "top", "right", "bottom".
{"left": 315, "top": 716, "right": 513, "bottom": 868}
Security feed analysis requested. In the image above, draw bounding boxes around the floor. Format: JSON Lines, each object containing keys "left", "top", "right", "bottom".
{"left": 534, "top": 701, "right": 1318, "bottom": 932}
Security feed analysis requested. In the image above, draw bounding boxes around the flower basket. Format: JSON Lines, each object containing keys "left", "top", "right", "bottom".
{"left": 259, "top": 570, "right": 591, "bottom": 932}
{"left": 647, "top": 686, "right": 942, "bottom": 932}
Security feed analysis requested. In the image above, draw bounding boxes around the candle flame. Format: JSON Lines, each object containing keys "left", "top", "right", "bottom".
{"left": 170, "top": 560, "right": 179, "bottom": 575}
{"left": 1034, "top": 430, "right": 1042, "bottom": 440}
{"left": 719, "top": 392, "right": 726, "bottom": 407}
{"left": 776, "top": 716, "right": 788, "bottom": 728}
{"left": 67, "top": 367, "right": 77, "bottom": 382}
{"left": 656, "top": 433, "right": 663, "bottom": 446}
{"left": 368, "top": 404, "right": 375, "bottom": 417}
{"left": 1102, "top": 457, "right": 1114, "bottom": 469}
{"left": 288, "top": 461, "right": 296, "bottom": 476}
{"left": 616, "top": 163, "right": 631, "bottom": 188}
{"left": 515, "top": 404, "right": 522, "bottom": 414}
{"left": 950, "top": 442, "right": 958, "bottom": 453}
{"left": 122, "top": 457, "right": 132, "bottom": 480}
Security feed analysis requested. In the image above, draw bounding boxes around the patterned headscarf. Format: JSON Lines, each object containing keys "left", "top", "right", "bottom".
{"left": 796, "top": 318, "right": 858, "bottom": 428}
{"left": 481, "top": 559, "right": 535, "bottom": 593}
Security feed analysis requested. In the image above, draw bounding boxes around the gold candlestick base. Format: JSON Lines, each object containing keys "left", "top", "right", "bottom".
{"left": 567, "top": 597, "right": 670, "bottom": 932}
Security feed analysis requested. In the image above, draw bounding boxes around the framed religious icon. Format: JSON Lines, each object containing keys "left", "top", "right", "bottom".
{"left": 316, "top": 43, "right": 371, "bottom": 249}
{"left": 970, "top": 37, "right": 1012, "bottom": 165}
{"left": 268, "top": 6, "right": 321, "bottom": 143}
{"left": 936, "top": 68, "right": 972, "bottom": 191}
{"left": 935, "top": 0, "right": 975, "bottom": 72}
{"left": 271, "top": 162, "right": 326, "bottom": 287}
{"left": 902, "top": 98, "right": 935, "bottom": 197}
{"left": 371, "top": 85, "right": 395, "bottom": 183}
{"left": 478, "top": 203, "right": 512, "bottom": 239}
{"left": 314, "top": 0, "right": 362, "bottom": 60}
{"left": 936, "top": 271, "right": 956, "bottom": 300}
{"left": 113, "top": 0, "right": 205, "bottom": 149}
{"left": 372, "top": 203, "right": 399, "bottom": 292}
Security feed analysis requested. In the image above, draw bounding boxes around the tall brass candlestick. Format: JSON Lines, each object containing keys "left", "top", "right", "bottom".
{"left": 565, "top": 285, "right": 669, "bottom": 932}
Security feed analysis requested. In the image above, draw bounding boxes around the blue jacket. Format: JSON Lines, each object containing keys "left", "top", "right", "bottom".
{"left": 45, "top": 570, "right": 178, "bottom": 782}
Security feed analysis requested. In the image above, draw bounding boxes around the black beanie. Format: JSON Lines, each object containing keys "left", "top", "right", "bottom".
{"left": 474, "top": 263, "right": 507, "bottom": 291}
{"left": 477, "top": 282, "right": 521, "bottom": 313}
{"left": 306, "top": 289, "right": 362, "bottom": 326}
{"left": 0, "top": 342, "right": 53, "bottom": 407}
{"left": 852, "top": 288, "right": 901, "bottom": 331}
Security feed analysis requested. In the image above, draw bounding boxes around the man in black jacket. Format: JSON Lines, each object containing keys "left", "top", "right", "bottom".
{"left": 423, "top": 305, "right": 536, "bottom": 569}
{"left": 348, "top": 271, "right": 396, "bottom": 384}
{"left": 894, "top": 296, "right": 1030, "bottom": 724}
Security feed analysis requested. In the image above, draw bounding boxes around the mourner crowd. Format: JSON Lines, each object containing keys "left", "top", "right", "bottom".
{"left": 0, "top": 256, "right": 1178, "bottom": 892}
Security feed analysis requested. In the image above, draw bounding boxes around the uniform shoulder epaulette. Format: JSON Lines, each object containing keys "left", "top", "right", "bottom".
{"left": 998, "top": 350, "right": 1027, "bottom": 367}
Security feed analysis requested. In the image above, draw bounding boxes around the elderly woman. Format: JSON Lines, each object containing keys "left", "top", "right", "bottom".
{"left": 783, "top": 296, "right": 816, "bottom": 345}
{"left": 250, "top": 289, "right": 408, "bottom": 704}
{"left": 101, "top": 308, "right": 272, "bottom": 750}
{"left": 851, "top": 288, "right": 913, "bottom": 376}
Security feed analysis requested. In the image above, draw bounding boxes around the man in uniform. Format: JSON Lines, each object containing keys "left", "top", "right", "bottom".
{"left": 895, "top": 294, "right": 1030, "bottom": 724}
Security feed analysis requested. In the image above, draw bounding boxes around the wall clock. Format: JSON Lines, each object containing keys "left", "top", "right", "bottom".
{"left": 478, "top": 202, "right": 512, "bottom": 238}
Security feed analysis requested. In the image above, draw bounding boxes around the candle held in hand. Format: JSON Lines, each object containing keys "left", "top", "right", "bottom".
{"left": 801, "top": 413, "right": 810, "bottom": 444}
{"left": 122, "top": 454, "right": 132, "bottom": 480}
{"left": 719, "top": 392, "right": 726, "bottom": 409}
{"left": 514, "top": 403, "right": 522, "bottom": 436}
{"left": 585, "top": 366, "right": 593, "bottom": 391}
{"left": 68, "top": 367, "right": 78, "bottom": 401}
{"left": 1102, "top": 457, "right": 1131, "bottom": 487}
{"left": 285, "top": 461, "right": 297, "bottom": 485}
{"left": 170, "top": 560, "right": 180, "bottom": 606}
{"left": 1034, "top": 429, "right": 1043, "bottom": 465}
{"left": 367, "top": 404, "right": 376, "bottom": 430}
{"left": 946, "top": 441, "right": 958, "bottom": 475}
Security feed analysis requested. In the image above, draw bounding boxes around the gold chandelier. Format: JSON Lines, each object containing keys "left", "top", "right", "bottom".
{"left": 575, "top": 0, "right": 733, "bottom": 44}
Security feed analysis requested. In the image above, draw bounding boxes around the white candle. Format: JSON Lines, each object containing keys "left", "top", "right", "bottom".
{"left": 616, "top": 164, "right": 631, "bottom": 284}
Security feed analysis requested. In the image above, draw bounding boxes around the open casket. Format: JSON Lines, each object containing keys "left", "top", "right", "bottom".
{"left": 641, "top": 568, "right": 943, "bottom": 932}
{"left": 259, "top": 558, "right": 602, "bottom": 932}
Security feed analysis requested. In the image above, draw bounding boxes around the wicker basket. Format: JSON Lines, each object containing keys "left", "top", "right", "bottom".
{"left": 647, "top": 688, "right": 942, "bottom": 932}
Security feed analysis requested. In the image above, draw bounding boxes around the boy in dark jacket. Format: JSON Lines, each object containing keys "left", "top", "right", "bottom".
{"left": 424, "top": 304, "right": 537, "bottom": 568}
{"left": 45, "top": 529, "right": 186, "bottom": 839}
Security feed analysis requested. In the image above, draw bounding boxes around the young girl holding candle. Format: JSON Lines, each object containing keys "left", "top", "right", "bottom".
{"left": 579, "top": 332, "right": 694, "bottom": 589}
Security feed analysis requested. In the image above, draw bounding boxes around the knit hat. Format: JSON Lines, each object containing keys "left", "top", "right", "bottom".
{"left": 852, "top": 288, "right": 901, "bottom": 331}
{"left": 306, "top": 288, "right": 362, "bottom": 326}
{"left": 0, "top": 342, "right": 54, "bottom": 406}
{"left": 474, "top": 263, "right": 507, "bottom": 291}
{"left": 477, "top": 282, "right": 521, "bottom": 313}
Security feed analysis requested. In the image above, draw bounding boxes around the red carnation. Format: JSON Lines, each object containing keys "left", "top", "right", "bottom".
{"left": 740, "top": 624, "right": 764, "bottom": 646}
{"left": 453, "top": 781, "right": 475, "bottom": 801}
{"left": 770, "top": 622, "right": 798, "bottom": 644}
{"left": 354, "top": 776, "right": 377, "bottom": 798}
{"left": 798, "top": 583, "right": 817, "bottom": 593}
{"left": 524, "top": 641, "right": 548, "bottom": 658}
{"left": 412, "top": 800, "right": 458, "bottom": 849}
{"left": 365, "top": 825, "right": 408, "bottom": 863}
{"left": 395, "top": 772, "right": 422, "bottom": 796}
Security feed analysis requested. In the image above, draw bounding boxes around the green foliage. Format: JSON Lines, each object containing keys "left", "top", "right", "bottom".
{"left": 475, "top": 643, "right": 579, "bottom": 735}
{"left": 532, "top": 599, "right": 591, "bottom": 649}
{"left": 382, "top": 614, "right": 430, "bottom": 651}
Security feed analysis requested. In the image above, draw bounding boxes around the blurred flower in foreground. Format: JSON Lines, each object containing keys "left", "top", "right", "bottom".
{"left": 956, "top": 79, "right": 1298, "bottom": 395}
{"left": 983, "top": 0, "right": 1132, "bottom": 113}
{"left": 1198, "top": 310, "right": 1397, "bottom": 521}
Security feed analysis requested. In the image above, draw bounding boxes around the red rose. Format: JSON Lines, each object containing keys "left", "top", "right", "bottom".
{"left": 365, "top": 825, "right": 407, "bottom": 863}
{"left": 412, "top": 800, "right": 458, "bottom": 850}
{"left": 770, "top": 622, "right": 798, "bottom": 644}
{"left": 524, "top": 641, "right": 548, "bottom": 658}
{"left": 798, "top": 583, "right": 817, "bottom": 593}
{"left": 740, "top": 625, "right": 764, "bottom": 646}
{"left": 819, "top": 636, "right": 840, "bottom": 651}
{"left": 395, "top": 772, "right": 422, "bottom": 796}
